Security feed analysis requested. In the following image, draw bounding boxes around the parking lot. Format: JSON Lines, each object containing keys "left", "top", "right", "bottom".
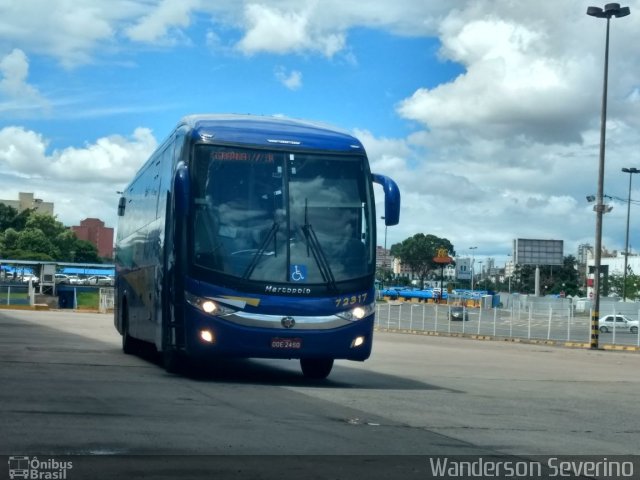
{"left": 375, "top": 301, "right": 640, "bottom": 347}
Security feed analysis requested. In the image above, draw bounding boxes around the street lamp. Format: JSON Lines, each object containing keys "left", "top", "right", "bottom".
{"left": 622, "top": 167, "right": 639, "bottom": 301}
{"left": 586, "top": 2, "right": 630, "bottom": 349}
{"left": 469, "top": 246, "right": 477, "bottom": 291}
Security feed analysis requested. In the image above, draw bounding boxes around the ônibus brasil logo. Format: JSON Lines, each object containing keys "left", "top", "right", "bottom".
{"left": 8, "top": 456, "right": 73, "bottom": 479}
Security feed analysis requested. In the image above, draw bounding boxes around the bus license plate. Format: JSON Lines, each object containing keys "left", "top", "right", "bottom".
{"left": 271, "top": 337, "right": 302, "bottom": 349}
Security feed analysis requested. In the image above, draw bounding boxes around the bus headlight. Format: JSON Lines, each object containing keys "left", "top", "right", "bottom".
{"left": 336, "top": 303, "right": 375, "bottom": 322}
{"left": 185, "top": 292, "right": 236, "bottom": 316}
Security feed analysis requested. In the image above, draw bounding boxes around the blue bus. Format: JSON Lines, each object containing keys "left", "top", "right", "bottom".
{"left": 114, "top": 114, "right": 400, "bottom": 378}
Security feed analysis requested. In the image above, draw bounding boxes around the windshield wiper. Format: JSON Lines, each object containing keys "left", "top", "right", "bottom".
{"left": 301, "top": 199, "right": 337, "bottom": 292}
{"left": 242, "top": 222, "right": 279, "bottom": 280}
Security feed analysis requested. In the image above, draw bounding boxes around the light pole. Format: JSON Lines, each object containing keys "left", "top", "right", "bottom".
{"left": 587, "top": 2, "right": 630, "bottom": 349}
{"left": 381, "top": 216, "right": 388, "bottom": 269}
{"left": 506, "top": 253, "right": 513, "bottom": 294}
{"left": 622, "top": 167, "right": 639, "bottom": 301}
{"left": 469, "top": 246, "right": 477, "bottom": 291}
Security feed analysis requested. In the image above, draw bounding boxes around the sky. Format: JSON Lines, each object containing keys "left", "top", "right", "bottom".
{"left": 0, "top": 0, "right": 639, "bottom": 268}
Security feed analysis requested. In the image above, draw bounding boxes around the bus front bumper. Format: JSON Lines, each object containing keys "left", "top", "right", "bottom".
{"left": 183, "top": 307, "right": 374, "bottom": 361}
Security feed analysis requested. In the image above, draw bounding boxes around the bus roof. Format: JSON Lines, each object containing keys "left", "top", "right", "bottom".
{"left": 179, "top": 114, "right": 365, "bottom": 152}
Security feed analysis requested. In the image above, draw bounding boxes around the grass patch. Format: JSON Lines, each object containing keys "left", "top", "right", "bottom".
{"left": 76, "top": 291, "right": 99, "bottom": 309}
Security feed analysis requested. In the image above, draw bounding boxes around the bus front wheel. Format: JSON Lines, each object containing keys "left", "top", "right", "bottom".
{"left": 163, "top": 348, "right": 187, "bottom": 374}
{"left": 300, "top": 358, "right": 334, "bottom": 379}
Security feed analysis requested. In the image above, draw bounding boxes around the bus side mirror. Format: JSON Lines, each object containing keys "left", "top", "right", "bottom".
{"left": 117, "top": 196, "right": 126, "bottom": 216}
{"left": 372, "top": 173, "right": 400, "bottom": 226}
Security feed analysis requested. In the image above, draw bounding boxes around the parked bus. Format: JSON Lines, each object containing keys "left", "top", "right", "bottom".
{"left": 114, "top": 114, "right": 400, "bottom": 378}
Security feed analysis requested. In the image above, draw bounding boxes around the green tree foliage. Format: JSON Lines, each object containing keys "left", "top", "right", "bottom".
{"left": 608, "top": 267, "right": 640, "bottom": 301}
{"left": 0, "top": 204, "right": 33, "bottom": 231}
{"left": 25, "top": 213, "right": 67, "bottom": 239}
{"left": 1, "top": 228, "right": 19, "bottom": 251}
{"left": 0, "top": 206, "right": 101, "bottom": 263}
{"left": 511, "top": 255, "right": 581, "bottom": 296}
{"left": 375, "top": 266, "right": 394, "bottom": 287}
{"left": 72, "top": 239, "right": 102, "bottom": 263}
{"left": 390, "top": 233, "right": 455, "bottom": 288}
{"left": 16, "top": 228, "right": 59, "bottom": 258}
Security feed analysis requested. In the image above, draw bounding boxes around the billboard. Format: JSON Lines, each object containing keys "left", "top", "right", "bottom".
{"left": 456, "top": 257, "right": 472, "bottom": 280}
{"left": 513, "top": 238, "right": 563, "bottom": 266}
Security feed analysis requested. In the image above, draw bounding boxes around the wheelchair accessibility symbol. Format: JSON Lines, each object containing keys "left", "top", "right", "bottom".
{"left": 290, "top": 264, "right": 307, "bottom": 282}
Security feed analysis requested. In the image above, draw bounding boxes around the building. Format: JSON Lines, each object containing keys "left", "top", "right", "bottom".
{"left": 71, "top": 218, "right": 114, "bottom": 259}
{"left": 0, "top": 192, "right": 54, "bottom": 215}
{"left": 376, "top": 246, "right": 392, "bottom": 269}
{"left": 584, "top": 246, "right": 640, "bottom": 298}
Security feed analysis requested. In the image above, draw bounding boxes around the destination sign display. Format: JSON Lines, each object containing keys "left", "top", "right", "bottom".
{"left": 211, "top": 150, "right": 275, "bottom": 163}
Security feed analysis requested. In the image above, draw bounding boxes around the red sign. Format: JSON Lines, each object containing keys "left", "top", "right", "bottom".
{"left": 433, "top": 247, "right": 452, "bottom": 264}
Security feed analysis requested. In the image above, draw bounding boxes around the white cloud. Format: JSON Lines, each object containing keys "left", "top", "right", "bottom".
{"left": 0, "top": 49, "right": 50, "bottom": 113}
{"left": 50, "top": 128, "right": 157, "bottom": 182}
{"left": 0, "top": 1, "right": 436, "bottom": 65}
{"left": 125, "top": 0, "right": 199, "bottom": 45}
{"left": 274, "top": 67, "right": 302, "bottom": 90}
{"left": 372, "top": 0, "right": 640, "bottom": 258}
{"left": 0, "top": 126, "right": 156, "bottom": 226}
{"left": 0, "top": 126, "right": 49, "bottom": 173}
{"left": 1, "top": 0, "right": 640, "bottom": 261}
{"left": 0, "top": 1, "right": 127, "bottom": 67}
{"left": 236, "top": 4, "right": 316, "bottom": 56}
{"left": 397, "top": 13, "right": 595, "bottom": 144}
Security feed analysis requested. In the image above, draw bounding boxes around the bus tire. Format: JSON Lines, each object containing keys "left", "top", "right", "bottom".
{"left": 121, "top": 303, "right": 136, "bottom": 355}
{"left": 163, "top": 348, "right": 186, "bottom": 374}
{"left": 300, "top": 358, "right": 334, "bottom": 379}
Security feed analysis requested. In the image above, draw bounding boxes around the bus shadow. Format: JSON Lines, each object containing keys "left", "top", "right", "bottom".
{"left": 190, "top": 359, "right": 455, "bottom": 391}
{"left": 132, "top": 343, "right": 455, "bottom": 391}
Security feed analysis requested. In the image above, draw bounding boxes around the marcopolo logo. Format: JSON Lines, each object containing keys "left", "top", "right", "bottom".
{"left": 8, "top": 456, "right": 73, "bottom": 479}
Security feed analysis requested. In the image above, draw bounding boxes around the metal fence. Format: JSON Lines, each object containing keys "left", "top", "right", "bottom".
{"left": 374, "top": 300, "right": 640, "bottom": 348}
{"left": 0, "top": 284, "right": 31, "bottom": 306}
{"left": 99, "top": 287, "right": 115, "bottom": 313}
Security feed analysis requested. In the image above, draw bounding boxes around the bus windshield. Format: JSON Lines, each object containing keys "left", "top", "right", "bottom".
{"left": 190, "top": 145, "right": 374, "bottom": 286}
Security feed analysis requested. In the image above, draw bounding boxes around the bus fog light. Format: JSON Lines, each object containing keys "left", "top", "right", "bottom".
{"left": 200, "top": 329, "right": 215, "bottom": 343}
{"left": 351, "top": 336, "right": 365, "bottom": 348}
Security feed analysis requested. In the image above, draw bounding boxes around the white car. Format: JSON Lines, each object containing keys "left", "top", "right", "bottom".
{"left": 21, "top": 274, "right": 39, "bottom": 284}
{"left": 87, "top": 275, "right": 114, "bottom": 286}
{"left": 54, "top": 274, "right": 71, "bottom": 284}
{"left": 598, "top": 315, "right": 639, "bottom": 334}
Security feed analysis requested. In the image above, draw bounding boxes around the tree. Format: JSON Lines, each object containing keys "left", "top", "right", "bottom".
{"left": 510, "top": 256, "right": 581, "bottom": 296}
{"left": 1, "top": 228, "right": 20, "bottom": 251}
{"left": 56, "top": 230, "right": 78, "bottom": 261}
{"left": 0, "top": 210, "right": 102, "bottom": 263}
{"left": 16, "top": 228, "right": 59, "bottom": 259}
{"left": 375, "top": 265, "right": 394, "bottom": 287}
{"left": 72, "top": 239, "right": 101, "bottom": 263}
{"left": 608, "top": 267, "right": 640, "bottom": 300}
{"left": 391, "top": 233, "right": 455, "bottom": 288}
{"left": 25, "top": 213, "right": 67, "bottom": 239}
{"left": 0, "top": 203, "right": 33, "bottom": 231}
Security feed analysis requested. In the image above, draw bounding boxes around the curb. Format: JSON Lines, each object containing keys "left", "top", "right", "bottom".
{"left": 0, "top": 304, "right": 49, "bottom": 311}
{"left": 374, "top": 327, "right": 640, "bottom": 352}
{"left": 0, "top": 305, "right": 109, "bottom": 314}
